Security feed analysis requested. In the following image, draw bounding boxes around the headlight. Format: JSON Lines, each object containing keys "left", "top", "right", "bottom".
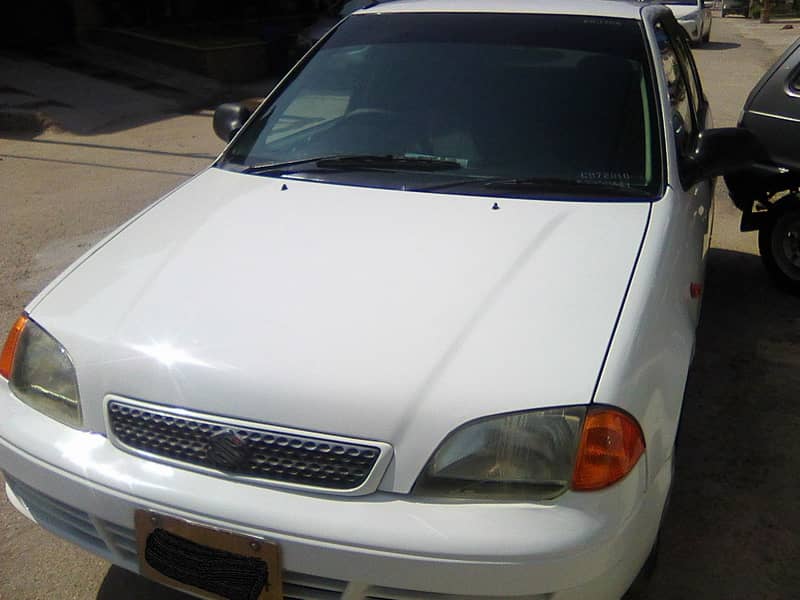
{"left": 1, "top": 315, "right": 82, "bottom": 428}
{"left": 412, "top": 405, "right": 645, "bottom": 501}
{"left": 412, "top": 407, "right": 586, "bottom": 501}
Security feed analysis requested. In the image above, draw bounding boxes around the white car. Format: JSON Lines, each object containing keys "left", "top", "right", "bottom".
{"left": 0, "top": 1, "right": 756, "bottom": 599}
{"left": 663, "top": 0, "right": 713, "bottom": 45}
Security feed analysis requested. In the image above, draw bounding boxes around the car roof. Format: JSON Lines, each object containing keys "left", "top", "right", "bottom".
{"left": 360, "top": 0, "right": 648, "bottom": 20}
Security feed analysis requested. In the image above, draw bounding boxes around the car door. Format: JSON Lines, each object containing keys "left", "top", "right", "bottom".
{"left": 654, "top": 18, "right": 713, "bottom": 326}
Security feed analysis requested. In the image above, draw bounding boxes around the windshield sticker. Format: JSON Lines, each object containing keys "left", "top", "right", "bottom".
{"left": 578, "top": 170, "right": 633, "bottom": 187}
{"left": 582, "top": 18, "right": 623, "bottom": 27}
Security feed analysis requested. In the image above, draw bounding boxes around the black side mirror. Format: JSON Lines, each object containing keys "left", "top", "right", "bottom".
{"left": 683, "top": 127, "right": 765, "bottom": 187}
{"left": 213, "top": 103, "right": 253, "bottom": 142}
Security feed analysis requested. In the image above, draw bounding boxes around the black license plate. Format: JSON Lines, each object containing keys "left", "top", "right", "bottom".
{"left": 135, "top": 511, "right": 282, "bottom": 600}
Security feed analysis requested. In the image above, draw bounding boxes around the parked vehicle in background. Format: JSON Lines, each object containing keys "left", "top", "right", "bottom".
{"left": 661, "top": 0, "right": 713, "bottom": 44}
{"left": 721, "top": 0, "right": 750, "bottom": 17}
{"left": 1, "top": 2, "right": 758, "bottom": 600}
{"left": 727, "top": 37, "right": 800, "bottom": 293}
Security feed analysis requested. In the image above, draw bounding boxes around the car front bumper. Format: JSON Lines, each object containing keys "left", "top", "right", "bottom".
{"left": 0, "top": 384, "right": 670, "bottom": 600}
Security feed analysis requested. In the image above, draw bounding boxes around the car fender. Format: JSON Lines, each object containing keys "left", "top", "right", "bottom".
{"left": 592, "top": 189, "right": 698, "bottom": 491}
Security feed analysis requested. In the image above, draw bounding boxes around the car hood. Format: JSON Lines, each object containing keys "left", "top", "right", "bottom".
{"left": 31, "top": 168, "right": 650, "bottom": 489}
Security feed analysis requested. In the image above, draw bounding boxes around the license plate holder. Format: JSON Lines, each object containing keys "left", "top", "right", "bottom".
{"left": 135, "top": 510, "right": 282, "bottom": 600}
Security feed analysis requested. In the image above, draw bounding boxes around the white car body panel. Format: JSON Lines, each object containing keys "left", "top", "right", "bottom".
{"left": 599, "top": 10, "right": 712, "bottom": 479}
{"left": 663, "top": 1, "right": 712, "bottom": 42}
{"left": 666, "top": 3, "right": 701, "bottom": 19}
{"left": 28, "top": 168, "right": 649, "bottom": 492}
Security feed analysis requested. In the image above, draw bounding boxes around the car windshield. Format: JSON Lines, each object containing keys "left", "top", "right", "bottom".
{"left": 220, "top": 13, "right": 662, "bottom": 200}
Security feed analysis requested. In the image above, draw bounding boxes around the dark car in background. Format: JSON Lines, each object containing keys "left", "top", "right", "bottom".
{"left": 721, "top": 0, "right": 750, "bottom": 17}
{"left": 727, "top": 37, "right": 800, "bottom": 292}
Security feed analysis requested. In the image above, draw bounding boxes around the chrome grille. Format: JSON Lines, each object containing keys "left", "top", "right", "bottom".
{"left": 107, "top": 400, "right": 383, "bottom": 491}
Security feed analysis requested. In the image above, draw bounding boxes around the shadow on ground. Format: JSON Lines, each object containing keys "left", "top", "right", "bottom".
{"left": 98, "top": 566, "right": 192, "bottom": 600}
{"left": 702, "top": 41, "right": 742, "bottom": 50}
{"left": 647, "top": 247, "right": 800, "bottom": 598}
{"left": 96, "top": 249, "right": 800, "bottom": 600}
{"left": 0, "top": 44, "right": 275, "bottom": 137}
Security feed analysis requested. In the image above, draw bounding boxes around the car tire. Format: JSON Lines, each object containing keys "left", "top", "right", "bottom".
{"left": 721, "top": 9, "right": 727, "bottom": 17}
{"left": 758, "top": 196, "right": 800, "bottom": 294}
{"left": 702, "top": 27, "right": 710, "bottom": 44}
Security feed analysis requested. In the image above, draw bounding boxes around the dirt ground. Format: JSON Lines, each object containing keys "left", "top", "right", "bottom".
{"left": 1, "top": 15, "right": 799, "bottom": 600}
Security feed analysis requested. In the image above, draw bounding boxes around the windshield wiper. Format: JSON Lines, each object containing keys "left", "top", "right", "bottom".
{"left": 483, "top": 177, "right": 648, "bottom": 197}
{"left": 240, "top": 154, "right": 462, "bottom": 175}
{"left": 240, "top": 155, "right": 344, "bottom": 174}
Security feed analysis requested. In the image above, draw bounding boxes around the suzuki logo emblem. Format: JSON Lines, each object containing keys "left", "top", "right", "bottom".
{"left": 205, "top": 429, "right": 250, "bottom": 471}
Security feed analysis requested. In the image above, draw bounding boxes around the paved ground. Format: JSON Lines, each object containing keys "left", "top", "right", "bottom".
{"left": 0, "top": 43, "right": 273, "bottom": 135}
{"left": 1, "top": 15, "right": 799, "bottom": 600}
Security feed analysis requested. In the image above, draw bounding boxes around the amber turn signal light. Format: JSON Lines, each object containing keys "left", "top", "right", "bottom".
{"left": 572, "top": 406, "right": 645, "bottom": 491}
{"left": 0, "top": 315, "right": 28, "bottom": 380}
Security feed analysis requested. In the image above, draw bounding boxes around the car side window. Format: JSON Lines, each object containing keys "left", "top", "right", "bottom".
{"left": 655, "top": 22, "right": 696, "bottom": 156}
{"left": 674, "top": 34, "right": 705, "bottom": 126}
